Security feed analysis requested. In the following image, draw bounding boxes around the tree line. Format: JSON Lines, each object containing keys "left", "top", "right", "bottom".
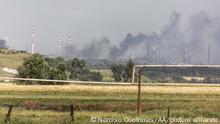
{"left": 17, "top": 54, "right": 134, "bottom": 85}
{"left": 17, "top": 54, "right": 220, "bottom": 84}
{"left": 17, "top": 54, "right": 103, "bottom": 84}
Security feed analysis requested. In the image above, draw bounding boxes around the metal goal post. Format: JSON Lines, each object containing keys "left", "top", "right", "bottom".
{"left": 132, "top": 64, "right": 220, "bottom": 83}
{"left": 132, "top": 64, "right": 220, "bottom": 115}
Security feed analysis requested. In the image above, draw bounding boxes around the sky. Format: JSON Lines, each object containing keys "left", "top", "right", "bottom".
{"left": 0, "top": 0, "right": 220, "bottom": 55}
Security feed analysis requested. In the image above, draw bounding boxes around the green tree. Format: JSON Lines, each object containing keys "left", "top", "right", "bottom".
{"left": 87, "top": 71, "right": 103, "bottom": 81}
{"left": 111, "top": 64, "right": 124, "bottom": 82}
{"left": 124, "top": 59, "right": 134, "bottom": 81}
{"left": 48, "top": 63, "right": 68, "bottom": 84}
{"left": 69, "top": 58, "right": 88, "bottom": 80}
{"left": 111, "top": 59, "right": 134, "bottom": 82}
{"left": 48, "top": 63, "right": 67, "bottom": 80}
{"left": 17, "top": 54, "right": 69, "bottom": 85}
{"left": 69, "top": 58, "right": 103, "bottom": 81}
{"left": 17, "top": 54, "right": 50, "bottom": 84}
{"left": 45, "top": 57, "right": 65, "bottom": 68}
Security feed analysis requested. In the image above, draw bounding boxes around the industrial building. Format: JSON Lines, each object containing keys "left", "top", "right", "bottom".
{"left": 0, "top": 39, "right": 6, "bottom": 48}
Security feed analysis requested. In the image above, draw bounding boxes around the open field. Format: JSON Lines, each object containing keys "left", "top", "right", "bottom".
{"left": 91, "top": 69, "right": 114, "bottom": 82}
{"left": 1, "top": 83, "right": 220, "bottom": 95}
{"left": 0, "top": 108, "right": 173, "bottom": 124}
{"left": 0, "top": 82, "right": 219, "bottom": 123}
{"left": 0, "top": 71, "right": 14, "bottom": 77}
{"left": 0, "top": 53, "right": 30, "bottom": 69}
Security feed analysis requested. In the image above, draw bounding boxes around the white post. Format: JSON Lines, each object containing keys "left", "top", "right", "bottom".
{"left": 58, "top": 32, "right": 62, "bottom": 57}
{"left": 132, "top": 66, "right": 136, "bottom": 83}
{"left": 5, "top": 29, "right": 9, "bottom": 45}
{"left": 31, "top": 26, "right": 35, "bottom": 54}
{"left": 68, "top": 36, "right": 72, "bottom": 59}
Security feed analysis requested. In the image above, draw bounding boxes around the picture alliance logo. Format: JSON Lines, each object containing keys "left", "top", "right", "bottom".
{"left": 91, "top": 117, "right": 219, "bottom": 123}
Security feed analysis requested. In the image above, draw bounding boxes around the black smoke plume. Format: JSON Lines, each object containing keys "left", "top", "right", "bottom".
{"left": 63, "top": 11, "right": 220, "bottom": 64}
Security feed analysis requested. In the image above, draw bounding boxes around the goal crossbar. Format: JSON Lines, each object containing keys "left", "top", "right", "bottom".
{"left": 132, "top": 64, "right": 220, "bottom": 83}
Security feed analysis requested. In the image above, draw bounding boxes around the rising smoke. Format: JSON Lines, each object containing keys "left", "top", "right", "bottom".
{"left": 63, "top": 11, "right": 220, "bottom": 64}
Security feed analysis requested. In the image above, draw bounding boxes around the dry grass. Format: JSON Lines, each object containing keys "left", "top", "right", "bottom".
{"left": 91, "top": 69, "right": 114, "bottom": 81}
{"left": 0, "top": 71, "right": 14, "bottom": 77}
{"left": 0, "top": 53, "right": 30, "bottom": 69}
{"left": 0, "top": 83, "right": 220, "bottom": 95}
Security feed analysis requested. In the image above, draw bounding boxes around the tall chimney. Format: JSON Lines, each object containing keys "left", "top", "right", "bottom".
{"left": 67, "top": 36, "right": 72, "bottom": 59}
{"left": 31, "top": 26, "right": 35, "bottom": 54}
{"left": 207, "top": 41, "right": 211, "bottom": 64}
{"left": 57, "top": 32, "right": 62, "bottom": 57}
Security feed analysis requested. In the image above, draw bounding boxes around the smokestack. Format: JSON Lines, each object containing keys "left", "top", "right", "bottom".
{"left": 189, "top": 50, "right": 192, "bottom": 64}
{"left": 131, "top": 49, "right": 134, "bottom": 61}
{"left": 31, "top": 26, "right": 35, "bottom": 54}
{"left": 152, "top": 46, "right": 157, "bottom": 64}
{"left": 184, "top": 48, "right": 192, "bottom": 64}
{"left": 57, "top": 32, "right": 62, "bottom": 57}
{"left": 129, "top": 48, "right": 135, "bottom": 61}
{"left": 207, "top": 41, "right": 211, "bottom": 64}
{"left": 158, "top": 45, "right": 161, "bottom": 64}
{"left": 5, "top": 29, "right": 8, "bottom": 45}
{"left": 146, "top": 43, "right": 150, "bottom": 63}
{"left": 67, "top": 36, "right": 72, "bottom": 59}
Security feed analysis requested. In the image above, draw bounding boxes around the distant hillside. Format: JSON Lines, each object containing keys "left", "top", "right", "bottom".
{"left": 0, "top": 49, "right": 30, "bottom": 69}
{"left": 0, "top": 49, "right": 30, "bottom": 77}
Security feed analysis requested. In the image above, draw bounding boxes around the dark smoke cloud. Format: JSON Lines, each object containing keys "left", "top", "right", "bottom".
{"left": 63, "top": 11, "right": 220, "bottom": 64}
{"left": 62, "top": 37, "right": 112, "bottom": 59}
{"left": 80, "top": 37, "right": 112, "bottom": 59}
{"left": 159, "top": 12, "right": 187, "bottom": 63}
{"left": 186, "top": 11, "right": 220, "bottom": 64}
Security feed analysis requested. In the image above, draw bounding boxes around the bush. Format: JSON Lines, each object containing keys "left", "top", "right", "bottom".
{"left": 69, "top": 58, "right": 103, "bottom": 81}
{"left": 17, "top": 54, "right": 50, "bottom": 80}
{"left": 17, "top": 54, "right": 68, "bottom": 85}
{"left": 111, "top": 59, "right": 134, "bottom": 82}
{"left": 48, "top": 63, "right": 68, "bottom": 85}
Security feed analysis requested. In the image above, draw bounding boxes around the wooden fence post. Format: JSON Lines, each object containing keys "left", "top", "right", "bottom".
{"left": 70, "top": 104, "right": 74, "bottom": 122}
{"left": 137, "top": 68, "right": 142, "bottom": 116}
{"left": 5, "top": 105, "right": 13, "bottom": 123}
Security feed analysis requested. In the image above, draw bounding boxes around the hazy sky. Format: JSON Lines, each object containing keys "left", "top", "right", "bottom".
{"left": 0, "top": 0, "right": 220, "bottom": 54}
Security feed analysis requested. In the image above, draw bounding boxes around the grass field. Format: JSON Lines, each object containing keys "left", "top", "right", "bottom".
{"left": 91, "top": 69, "right": 114, "bottom": 82}
{"left": 0, "top": 52, "right": 28, "bottom": 77}
{"left": 0, "top": 53, "right": 30, "bottom": 69}
{"left": 0, "top": 82, "right": 219, "bottom": 124}
{"left": 0, "top": 71, "right": 14, "bottom": 77}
